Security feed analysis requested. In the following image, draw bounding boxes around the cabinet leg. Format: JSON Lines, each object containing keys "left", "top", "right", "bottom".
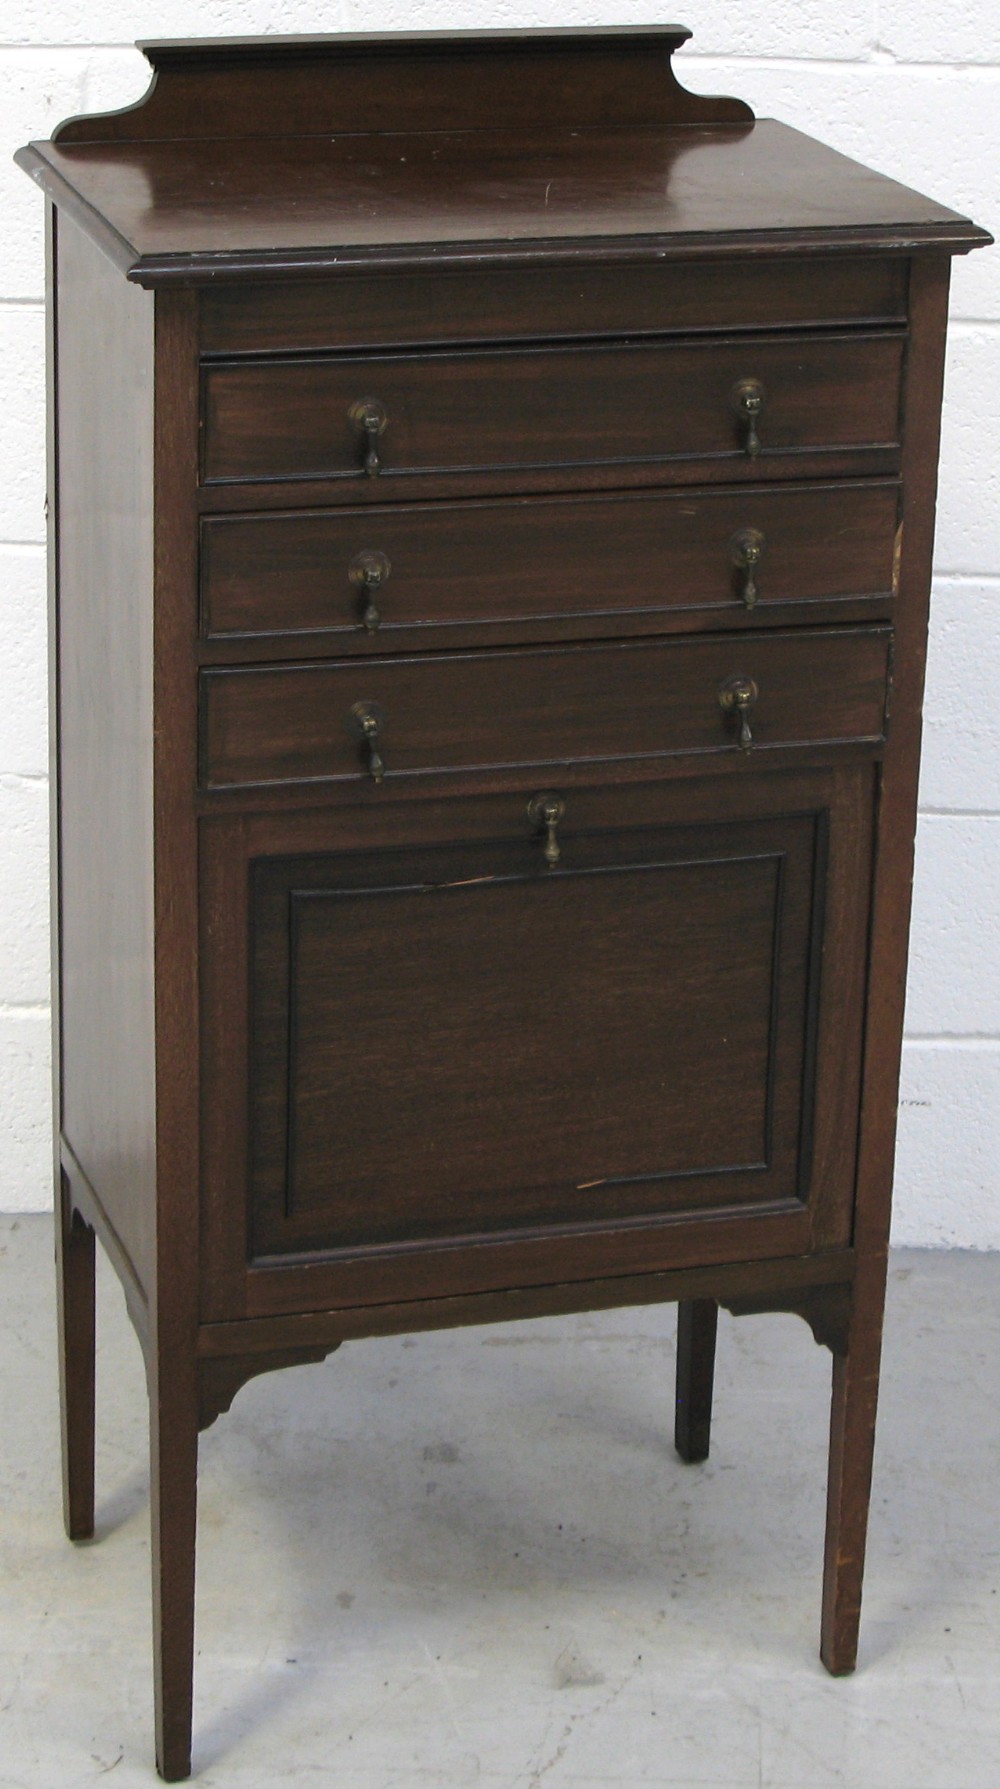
{"left": 151, "top": 1374, "right": 199, "bottom": 1781}
{"left": 674, "top": 1297, "right": 718, "bottom": 1464}
{"left": 56, "top": 1171, "right": 96, "bottom": 1541}
{"left": 820, "top": 1265, "right": 886, "bottom": 1675}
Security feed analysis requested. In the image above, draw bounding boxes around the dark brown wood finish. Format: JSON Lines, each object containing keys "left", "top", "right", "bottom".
{"left": 819, "top": 254, "right": 955, "bottom": 1678}
{"left": 57, "top": 1190, "right": 97, "bottom": 1539}
{"left": 721, "top": 1280, "right": 853, "bottom": 1357}
{"left": 198, "top": 765, "right": 873, "bottom": 1319}
{"left": 49, "top": 204, "right": 198, "bottom": 1781}
{"left": 21, "top": 24, "right": 990, "bottom": 1780}
{"left": 195, "top": 443, "right": 906, "bottom": 515}
{"left": 200, "top": 480, "right": 899, "bottom": 652}
{"left": 197, "top": 1250, "right": 857, "bottom": 1361}
{"left": 201, "top": 333, "right": 904, "bottom": 487}
{"left": 200, "top": 628, "right": 891, "bottom": 791}
{"left": 199, "top": 258, "right": 909, "bottom": 355}
{"left": 674, "top": 1299, "right": 719, "bottom": 1464}
{"left": 55, "top": 27, "right": 752, "bottom": 143}
{"left": 54, "top": 211, "right": 157, "bottom": 1301}
{"left": 251, "top": 814, "right": 819, "bottom": 1253}
{"left": 45, "top": 200, "right": 98, "bottom": 1548}
{"left": 197, "top": 1343, "right": 341, "bottom": 1432}
{"left": 17, "top": 115, "right": 987, "bottom": 289}
{"left": 149, "top": 285, "right": 202, "bottom": 1785}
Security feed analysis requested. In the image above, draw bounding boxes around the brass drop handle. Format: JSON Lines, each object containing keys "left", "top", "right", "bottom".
{"left": 348, "top": 398, "right": 387, "bottom": 476}
{"left": 528, "top": 792, "right": 566, "bottom": 868}
{"left": 730, "top": 527, "right": 766, "bottom": 609}
{"left": 732, "top": 379, "right": 766, "bottom": 459}
{"left": 718, "top": 675, "right": 759, "bottom": 751}
{"left": 348, "top": 700, "right": 387, "bottom": 784}
{"left": 348, "top": 549, "right": 392, "bottom": 633}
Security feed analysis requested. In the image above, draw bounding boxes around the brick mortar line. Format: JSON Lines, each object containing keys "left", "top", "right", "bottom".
{"left": 933, "top": 571, "right": 1000, "bottom": 584}
{"left": 684, "top": 53, "right": 1000, "bottom": 71}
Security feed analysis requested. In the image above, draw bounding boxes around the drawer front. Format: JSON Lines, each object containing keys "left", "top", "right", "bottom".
{"left": 200, "top": 479, "right": 899, "bottom": 647}
{"left": 201, "top": 332, "right": 904, "bottom": 487}
{"left": 200, "top": 626, "right": 891, "bottom": 790}
{"left": 199, "top": 257, "right": 908, "bottom": 356}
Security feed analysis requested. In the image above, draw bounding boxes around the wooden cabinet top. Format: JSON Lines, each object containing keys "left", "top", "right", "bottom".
{"left": 16, "top": 26, "right": 990, "bottom": 286}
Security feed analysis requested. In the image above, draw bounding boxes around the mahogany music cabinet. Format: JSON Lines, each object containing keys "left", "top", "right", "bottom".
{"left": 16, "top": 26, "right": 990, "bottom": 1779}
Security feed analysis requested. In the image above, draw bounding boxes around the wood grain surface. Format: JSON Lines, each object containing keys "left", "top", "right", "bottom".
{"left": 199, "top": 479, "right": 899, "bottom": 651}
{"left": 18, "top": 122, "right": 986, "bottom": 287}
{"left": 200, "top": 627, "right": 891, "bottom": 791}
{"left": 201, "top": 332, "right": 904, "bottom": 486}
{"left": 199, "top": 258, "right": 909, "bottom": 356}
{"left": 23, "top": 25, "right": 991, "bottom": 1776}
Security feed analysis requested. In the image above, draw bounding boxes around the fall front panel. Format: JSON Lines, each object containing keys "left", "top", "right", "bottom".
{"left": 248, "top": 808, "right": 820, "bottom": 1259}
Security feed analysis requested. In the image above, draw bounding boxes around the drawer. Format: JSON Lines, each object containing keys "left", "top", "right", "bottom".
{"left": 200, "top": 479, "right": 899, "bottom": 649}
{"left": 200, "top": 332, "right": 904, "bottom": 487}
{"left": 199, "top": 258, "right": 908, "bottom": 355}
{"left": 200, "top": 626, "right": 892, "bottom": 791}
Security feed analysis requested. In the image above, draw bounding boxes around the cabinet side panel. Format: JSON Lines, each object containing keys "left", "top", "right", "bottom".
{"left": 56, "top": 213, "right": 156, "bottom": 1296}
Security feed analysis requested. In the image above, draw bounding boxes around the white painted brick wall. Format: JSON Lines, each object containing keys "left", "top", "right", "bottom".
{"left": 1, "top": 6, "right": 997, "bottom": 1242}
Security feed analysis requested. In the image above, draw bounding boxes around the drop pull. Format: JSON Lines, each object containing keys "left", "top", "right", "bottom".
{"left": 718, "top": 675, "right": 759, "bottom": 751}
{"left": 528, "top": 792, "right": 566, "bottom": 868}
{"left": 731, "top": 378, "right": 766, "bottom": 459}
{"left": 348, "top": 398, "right": 388, "bottom": 476}
{"left": 348, "top": 700, "right": 387, "bottom": 783}
{"left": 730, "top": 527, "right": 766, "bottom": 609}
{"left": 349, "top": 549, "right": 392, "bottom": 632}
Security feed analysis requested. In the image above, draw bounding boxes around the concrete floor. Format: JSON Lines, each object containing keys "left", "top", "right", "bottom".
{"left": 1, "top": 1217, "right": 999, "bottom": 1788}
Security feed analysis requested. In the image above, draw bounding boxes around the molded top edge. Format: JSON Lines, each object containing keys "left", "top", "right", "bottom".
{"left": 137, "top": 24, "right": 695, "bottom": 63}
